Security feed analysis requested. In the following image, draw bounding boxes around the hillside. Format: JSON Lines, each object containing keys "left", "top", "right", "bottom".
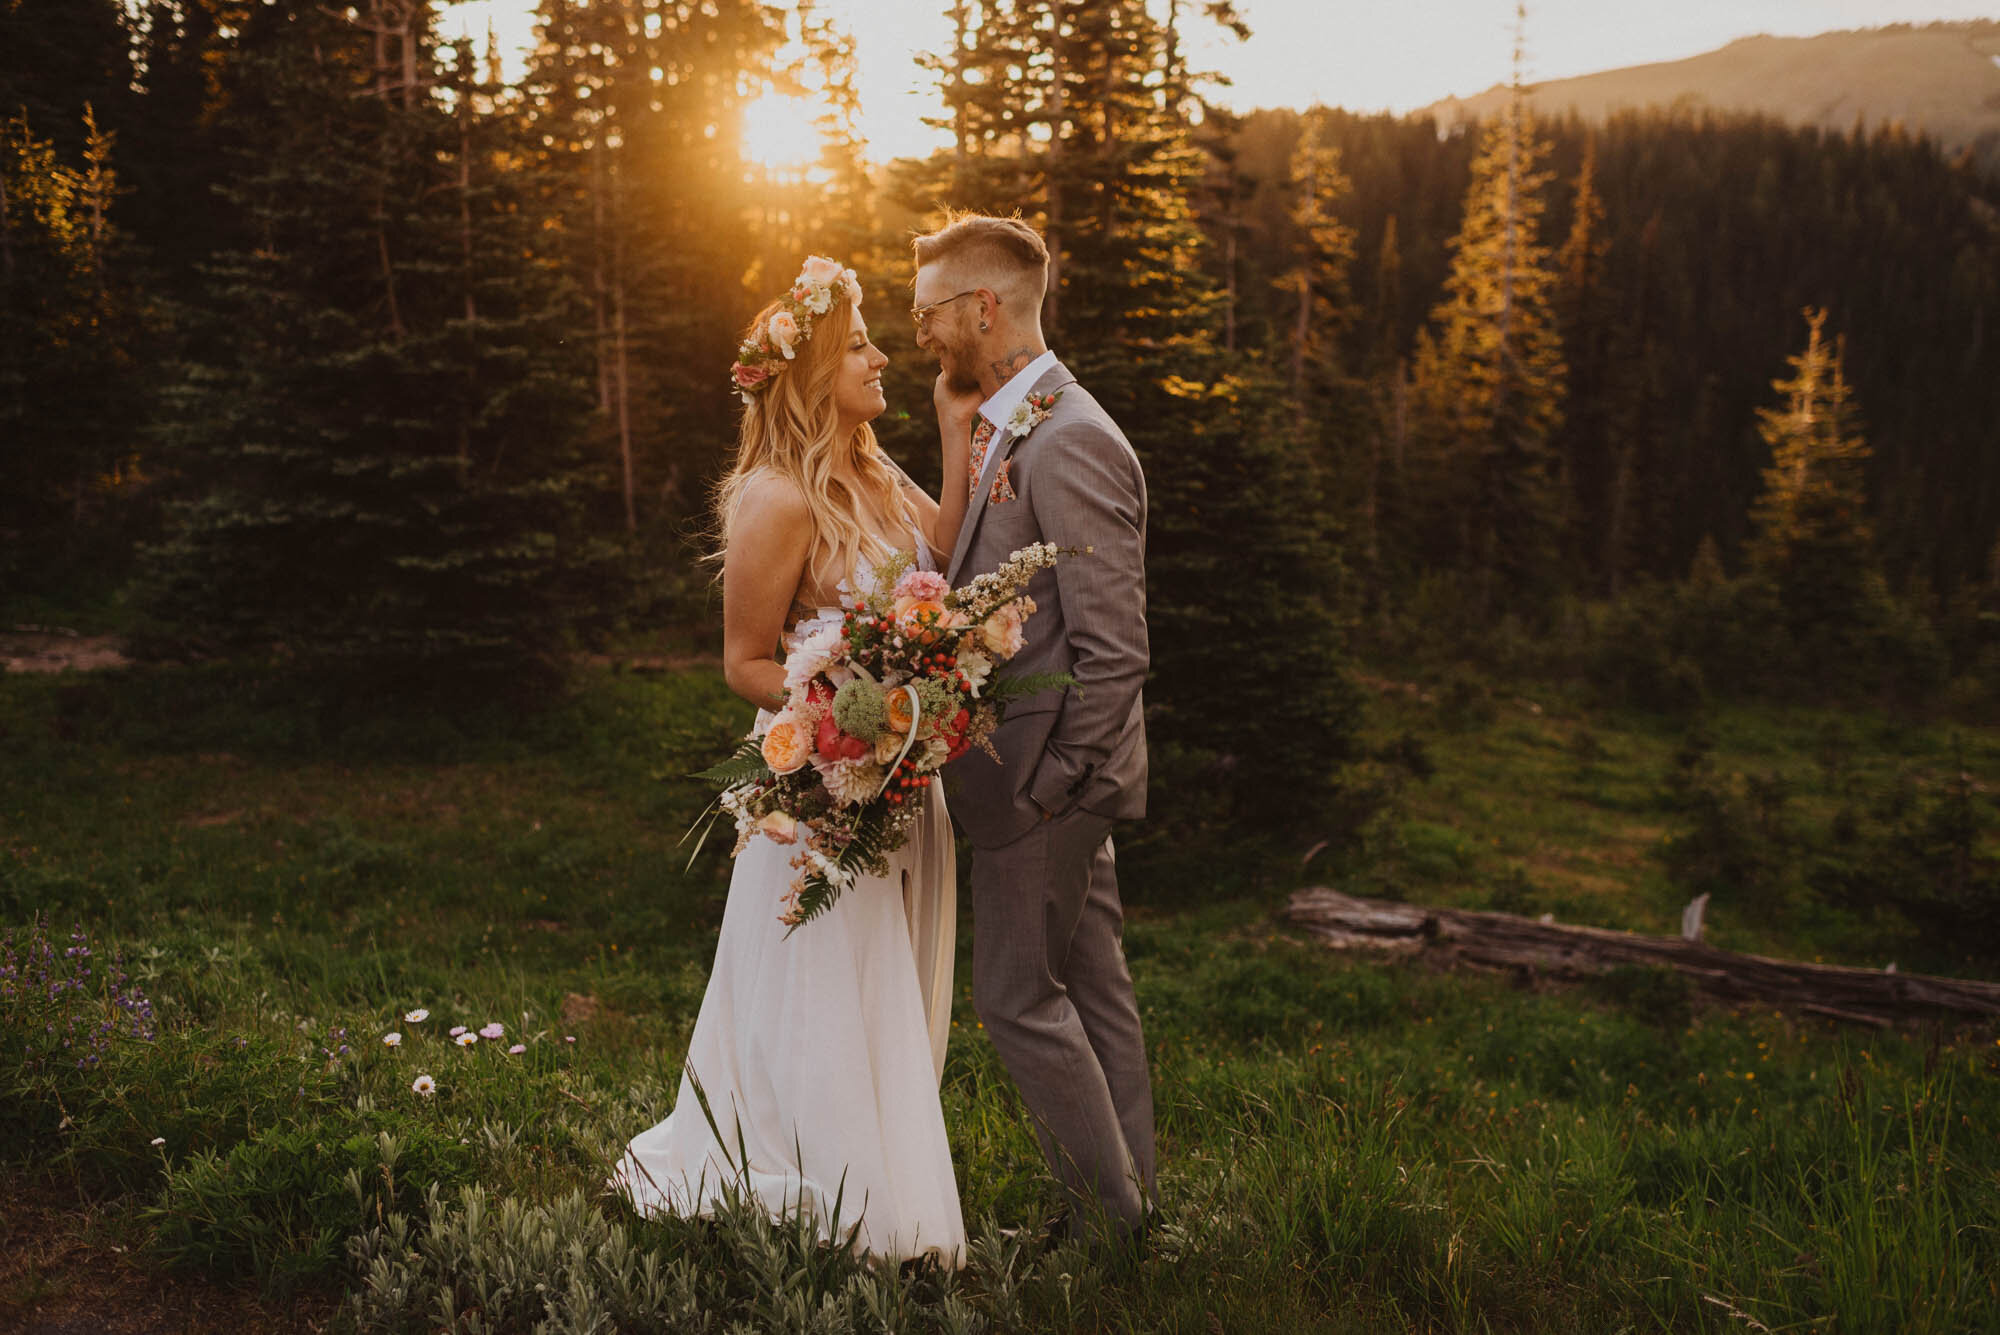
{"left": 1423, "top": 21, "right": 2000, "bottom": 173}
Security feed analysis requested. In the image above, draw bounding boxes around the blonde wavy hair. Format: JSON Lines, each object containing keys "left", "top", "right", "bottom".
{"left": 711, "top": 291, "right": 916, "bottom": 595}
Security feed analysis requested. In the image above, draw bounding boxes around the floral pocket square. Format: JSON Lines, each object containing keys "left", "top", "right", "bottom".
{"left": 989, "top": 459, "right": 1017, "bottom": 505}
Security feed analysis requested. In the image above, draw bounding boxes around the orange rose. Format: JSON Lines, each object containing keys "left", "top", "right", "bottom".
{"left": 760, "top": 715, "right": 809, "bottom": 774}
{"left": 895, "top": 598, "right": 948, "bottom": 644}
{"left": 885, "top": 686, "right": 917, "bottom": 734}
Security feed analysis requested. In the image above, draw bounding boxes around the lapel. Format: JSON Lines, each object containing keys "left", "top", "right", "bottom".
{"left": 946, "top": 360, "right": 1079, "bottom": 584}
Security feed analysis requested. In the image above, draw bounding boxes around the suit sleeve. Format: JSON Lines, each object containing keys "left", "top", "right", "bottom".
{"left": 1024, "top": 420, "right": 1147, "bottom": 815}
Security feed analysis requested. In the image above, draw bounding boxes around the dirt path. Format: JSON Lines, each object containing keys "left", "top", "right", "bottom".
{"left": 3, "top": 630, "right": 720, "bottom": 676}
{"left": 1, "top": 629, "right": 132, "bottom": 674}
{"left": 0, "top": 1172, "right": 333, "bottom": 1335}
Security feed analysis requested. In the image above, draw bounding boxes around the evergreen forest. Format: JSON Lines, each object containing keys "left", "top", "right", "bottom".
{"left": 7, "top": 3, "right": 2000, "bottom": 719}
{"left": 6, "top": 5, "right": 2000, "bottom": 1331}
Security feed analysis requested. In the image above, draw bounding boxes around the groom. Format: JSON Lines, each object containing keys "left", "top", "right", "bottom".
{"left": 914, "top": 213, "right": 1154, "bottom": 1247}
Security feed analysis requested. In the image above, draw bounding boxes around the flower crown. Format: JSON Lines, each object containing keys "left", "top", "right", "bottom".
{"left": 730, "top": 256, "right": 865, "bottom": 404}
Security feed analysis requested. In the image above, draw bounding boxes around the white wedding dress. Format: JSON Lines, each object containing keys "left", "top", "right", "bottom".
{"left": 611, "top": 540, "right": 966, "bottom": 1268}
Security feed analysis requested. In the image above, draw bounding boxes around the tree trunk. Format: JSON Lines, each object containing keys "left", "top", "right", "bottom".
{"left": 610, "top": 153, "right": 636, "bottom": 534}
{"left": 1286, "top": 887, "right": 2000, "bottom": 1025}
{"left": 369, "top": 2, "right": 405, "bottom": 338}
{"left": 1222, "top": 226, "right": 1236, "bottom": 353}
{"left": 949, "top": 0, "right": 970, "bottom": 187}
{"left": 457, "top": 40, "right": 476, "bottom": 474}
{"left": 0, "top": 162, "right": 14, "bottom": 289}
{"left": 1043, "top": 7, "right": 1065, "bottom": 335}
{"left": 591, "top": 129, "right": 611, "bottom": 414}
{"left": 1290, "top": 150, "right": 1314, "bottom": 401}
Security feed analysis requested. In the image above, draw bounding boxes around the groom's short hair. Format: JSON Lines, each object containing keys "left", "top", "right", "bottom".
{"left": 912, "top": 212, "right": 1048, "bottom": 317}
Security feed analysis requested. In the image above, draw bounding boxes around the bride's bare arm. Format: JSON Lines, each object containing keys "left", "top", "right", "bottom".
{"left": 721, "top": 474, "right": 813, "bottom": 710}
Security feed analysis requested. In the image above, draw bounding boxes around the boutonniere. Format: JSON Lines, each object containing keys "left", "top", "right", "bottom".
{"left": 1005, "top": 390, "right": 1062, "bottom": 439}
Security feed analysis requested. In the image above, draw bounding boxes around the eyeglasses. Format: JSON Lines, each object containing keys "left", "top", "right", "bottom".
{"left": 910, "top": 290, "right": 982, "bottom": 333}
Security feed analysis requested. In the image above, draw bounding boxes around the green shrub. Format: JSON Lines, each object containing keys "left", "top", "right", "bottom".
{"left": 149, "top": 1114, "right": 480, "bottom": 1297}
{"left": 346, "top": 1181, "right": 993, "bottom": 1335}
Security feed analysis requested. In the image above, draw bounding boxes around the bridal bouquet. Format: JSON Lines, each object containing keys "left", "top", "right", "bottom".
{"left": 694, "top": 543, "right": 1070, "bottom": 930}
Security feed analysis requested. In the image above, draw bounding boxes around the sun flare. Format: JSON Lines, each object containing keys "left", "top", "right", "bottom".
{"left": 741, "top": 93, "right": 827, "bottom": 173}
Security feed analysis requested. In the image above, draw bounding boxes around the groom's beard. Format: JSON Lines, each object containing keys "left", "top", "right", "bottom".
{"left": 935, "top": 336, "right": 983, "bottom": 395}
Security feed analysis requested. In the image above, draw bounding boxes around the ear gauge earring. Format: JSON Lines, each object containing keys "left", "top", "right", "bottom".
{"left": 979, "top": 321, "right": 990, "bottom": 332}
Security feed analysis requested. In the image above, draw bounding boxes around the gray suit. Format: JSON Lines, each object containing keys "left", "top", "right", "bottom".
{"left": 945, "top": 360, "right": 1155, "bottom": 1238}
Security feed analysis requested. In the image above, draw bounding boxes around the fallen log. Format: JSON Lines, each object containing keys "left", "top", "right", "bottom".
{"left": 1285, "top": 886, "right": 2000, "bottom": 1025}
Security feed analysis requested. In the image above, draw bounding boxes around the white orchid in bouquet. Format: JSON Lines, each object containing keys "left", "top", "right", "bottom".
{"left": 692, "top": 543, "right": 1074, "bottom": 931}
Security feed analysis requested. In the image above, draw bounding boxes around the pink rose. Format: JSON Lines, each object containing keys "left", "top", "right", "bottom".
{"left": 892, "top": 569, "right": 950, "bottom": 603}
{"left": 980, "top": 604, "right": 1027, "bottom": 657}
{"left": 731, "top": 361, "right": 770, "bottom": 389}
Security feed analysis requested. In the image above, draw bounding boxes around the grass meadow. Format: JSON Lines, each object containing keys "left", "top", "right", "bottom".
{"left": 3, "top": 660, "right": 1997, "bottom": 1333}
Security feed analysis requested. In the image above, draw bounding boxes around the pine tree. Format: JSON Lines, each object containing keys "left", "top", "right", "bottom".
{"left": 135, "top": 2, "right": 617, "bottom": 699}
{"left": 1284, "top": 109, "right": 1358, "bottom": 414}
{"left": 1553, "top": 133, "right": 1616, "bottom": 584}
{"left": 1744, "top": 306, "right": 1892, "bottom": 673}
{"left": 0, "top": 104, "right": 149, "bottom": 600}
{"left": 910, "top": 1, "right": 1365, "bottom": 847}
{"left": 524, "top": 0, "right": 781, "bottom": 528}
{"left": 1407, "top": 53, "right": 1566, "bottom": 609}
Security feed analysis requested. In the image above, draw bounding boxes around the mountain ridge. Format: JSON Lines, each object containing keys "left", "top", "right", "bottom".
{"left": 1419, "top": 21, "right": 2000, "bottom": 172}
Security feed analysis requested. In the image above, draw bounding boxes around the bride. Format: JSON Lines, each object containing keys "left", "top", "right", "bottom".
{"left": 611, "top": 257, "right": 975, "bottom": 1267}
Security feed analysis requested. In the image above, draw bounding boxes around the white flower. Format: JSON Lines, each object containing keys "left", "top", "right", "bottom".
{"left": 412, "top": 1074, "right": 436, "bottom": 1097}
{"left": 956, "top": 647, "right": 994, "bottom": 695}
{"left": 456, "top": 1032, "right": 478, "bottom": 1048}
{"left": 783, "top": 624, "right": 846, "bottom": 694}
{"left": 1007, "top": 401, "right": 1038, "bottom": 434}
{"left": 479, "top": 1022, "right": 505, "bottom": 1040}
{"left": 805, "top": 286, "right": 832, "bottom": 315}
{"left": 150, "top": 1136, "right": 166, "bottom": 1147}
{"left": 816, "top": 757, "right": 885, "bottom": 806}
{"left": 508, "top": 1043, "right": 526, "bottom": 1055}
{"left": 767, "top": 310, "right": 800, "bottom": 359}
{"left": 449, "top": 1025, "right": 466, "bottom": 1037}
{"left": 404, "top": 1008, "right": 429, "bottom": 1023}
{"left": 382, "top": 1032, "right": 402, "bottom": 1048}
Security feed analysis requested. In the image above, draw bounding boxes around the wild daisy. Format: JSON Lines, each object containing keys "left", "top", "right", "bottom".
{"left": 404, "top": 1008, "right": 429, "bottom": 1023}
{"left": 412, "top": 1074, "right": 436, "bottom": 1096}
{"left": 382, "top": 1032, "right": 402, "bottom": 1047}
{"left": 456, "top": 1032, "right": 478, "bottom": 1048}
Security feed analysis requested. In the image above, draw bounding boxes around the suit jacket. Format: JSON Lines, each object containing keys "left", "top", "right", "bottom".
{"left": 945, "top": 360, "right": 1149, "bottom": 850}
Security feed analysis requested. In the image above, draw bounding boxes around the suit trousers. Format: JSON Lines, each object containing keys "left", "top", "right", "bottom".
{"left": 971, "top": 806, "right": 1155, "bottom": 1237}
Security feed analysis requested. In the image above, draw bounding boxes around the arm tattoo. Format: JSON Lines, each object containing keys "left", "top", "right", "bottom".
{"left": 988, "top": 347, "right": 1038, "bottom": 386}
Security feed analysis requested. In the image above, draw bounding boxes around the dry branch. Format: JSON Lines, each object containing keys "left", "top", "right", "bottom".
{"left": 1285, "top": 887, "right": 2000, "bottom": 1024}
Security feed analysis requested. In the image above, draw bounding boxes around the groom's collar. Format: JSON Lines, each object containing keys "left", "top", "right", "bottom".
{"left": 976, "top": 348, "right": 1060, "bottom": 437}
